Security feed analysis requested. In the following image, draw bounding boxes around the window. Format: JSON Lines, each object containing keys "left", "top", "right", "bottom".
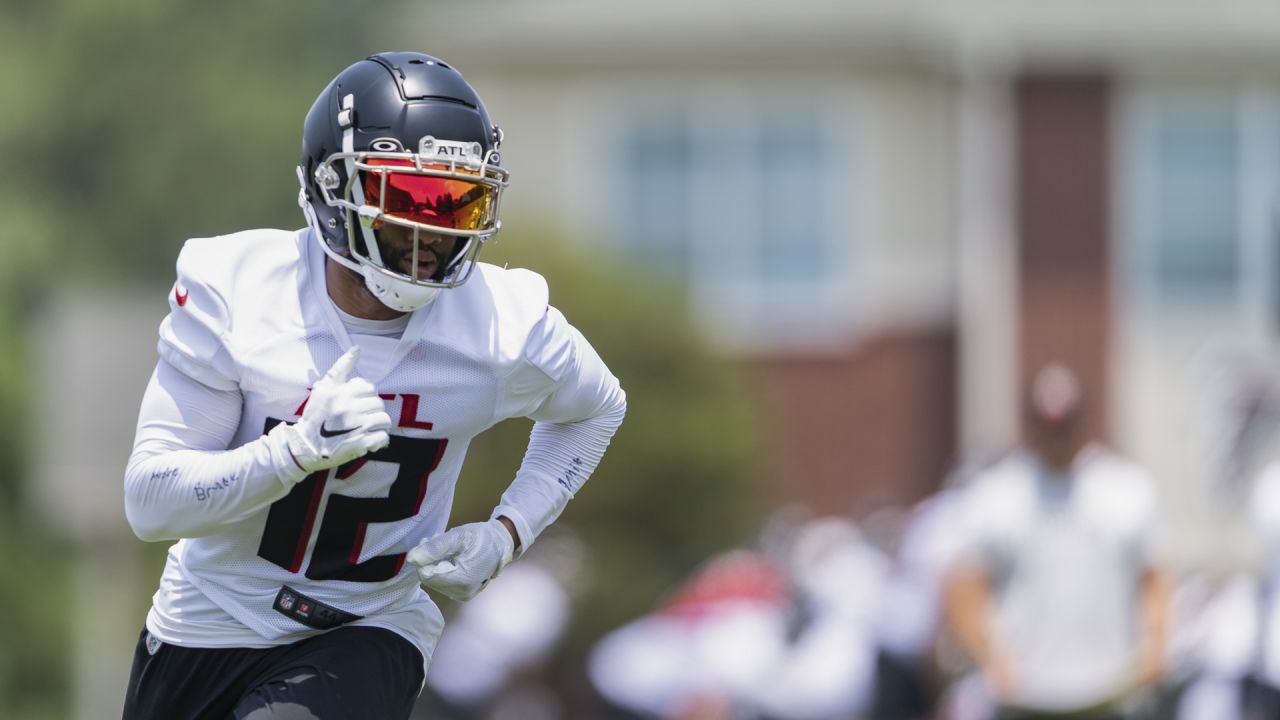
{"left": 1137, "top": 99, "right": 1241, "bottom": 300}
{"left": 756, "top": 112, "right": 834, "bottom": 286}
{"left": 615, "top": 103, "right": 851, "bottom": 338}
{"left": 1127, "top": 88, "right": 1280, "bottom": 332}
{"left": 621, "top": 116, "right": 692, "bottom": 277}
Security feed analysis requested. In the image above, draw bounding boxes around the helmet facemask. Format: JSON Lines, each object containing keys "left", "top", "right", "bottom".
{"left": 311, "top": 129, "right": 508, "bottom": 311}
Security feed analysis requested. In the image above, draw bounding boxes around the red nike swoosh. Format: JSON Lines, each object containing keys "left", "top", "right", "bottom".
{"left": 175, "top": 287, "right": 189, "bottom": 307}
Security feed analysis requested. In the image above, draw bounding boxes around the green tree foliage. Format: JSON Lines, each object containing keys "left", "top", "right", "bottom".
{"left": 0, "top": 508, "right": 74, "bottom": 720}
{"left": 12, "top": 0, "right": 388, "bottom": 284}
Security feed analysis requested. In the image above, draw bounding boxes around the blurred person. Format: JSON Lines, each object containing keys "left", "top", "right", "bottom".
{"left": 1197, "top": 354, "right": 1280, "bottom": 499}
{"left": 945, "top": 363, "right": 1170, "bottom": 720}
{"left": 587, "top": 549, "right": 792, "bottom": 720}
{"left": 119, "top": 52, "right": 625, "bottom": 719}
{"left": 872, "top": 478, "right": 981, "bottom": 720}
{"left": 1237, "top": 463, "right": 1280, "bottom": 720}
{"left": 413, "top": 529, "right": 589, "bottom": 720}
{"left": 1168, "top": 463, "right": 1280, "bottom": 720}
{"left": 1157, "top": 353, "right": 1280, "bottom": 720}
{"left": 748, "top": 516, "right": 888, "bottom": 720}
{"left": 587, "top": 516, "right": 889, "bottom": 720}
{"left": 1163, "top": 572, "right": 1259, "bottom": 720}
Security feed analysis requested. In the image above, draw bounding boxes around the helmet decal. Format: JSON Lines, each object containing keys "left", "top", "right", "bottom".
{"left": 370, "top": 138, "right": 405, "bottom": 153}
{"left": 418, "top": 136, "right": 484, "bottom": 163}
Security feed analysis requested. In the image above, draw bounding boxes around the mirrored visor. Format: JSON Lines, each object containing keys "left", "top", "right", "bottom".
{"left": 360, "top": 158, "right": 495, "bottom": 232}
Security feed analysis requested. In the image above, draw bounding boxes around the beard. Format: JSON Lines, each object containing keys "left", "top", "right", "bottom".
{"left": 375, "top": 232, "right": 458, "bottom": 282}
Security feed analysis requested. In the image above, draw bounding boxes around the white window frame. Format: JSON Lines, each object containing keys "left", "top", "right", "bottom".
{"left": 603, "top": 88, "right": 858, "bottom": 350}
{"left": 1119, "top": 84, "right": 1280, "bottom": 333}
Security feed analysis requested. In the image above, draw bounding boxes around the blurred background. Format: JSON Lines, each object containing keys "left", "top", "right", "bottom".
{"left": 8, "top": 0, "right": 1280, "bottom": 718}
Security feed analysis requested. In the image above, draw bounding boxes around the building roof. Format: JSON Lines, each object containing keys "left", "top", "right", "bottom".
{"left": 413, "top": 0, "right": 1280, "bottom": 73}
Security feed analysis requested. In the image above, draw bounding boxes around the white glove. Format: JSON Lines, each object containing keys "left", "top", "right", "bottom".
{"left": 407, "top": 519, "right": 515, "bottom": 601}
{"left": 275, "top": 346, "right": 392, "bottom": 473}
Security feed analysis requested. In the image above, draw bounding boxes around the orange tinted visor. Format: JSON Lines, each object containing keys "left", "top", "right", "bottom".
{"left": 360, "top": 158, "right": 495, "bottom": 231}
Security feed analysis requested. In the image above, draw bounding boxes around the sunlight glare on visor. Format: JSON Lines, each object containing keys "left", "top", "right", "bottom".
{"left": 361, "top": 158, "right": 493, "bottom": 231}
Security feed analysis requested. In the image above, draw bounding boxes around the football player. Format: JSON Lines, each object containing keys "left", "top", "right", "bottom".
{"left": 120, "top": 52, "right": 625, "bottom": 719}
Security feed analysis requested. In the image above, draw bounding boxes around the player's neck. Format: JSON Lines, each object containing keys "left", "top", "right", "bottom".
{"left": 324, "top": 257, "right": 406, "bottom": 321}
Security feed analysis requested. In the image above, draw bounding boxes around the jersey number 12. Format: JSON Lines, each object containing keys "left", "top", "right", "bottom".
{"left": 257, "top": 418, "right": 446, "bottom": 582}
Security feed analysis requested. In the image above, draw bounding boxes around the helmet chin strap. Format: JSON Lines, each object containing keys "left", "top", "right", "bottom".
{"left": 361, "top": 266, "right": 442, "bottom": 312}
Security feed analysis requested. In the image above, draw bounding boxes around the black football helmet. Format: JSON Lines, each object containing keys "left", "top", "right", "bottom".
{"left": 298, "top": 52, "right": 509, "bottom": 311}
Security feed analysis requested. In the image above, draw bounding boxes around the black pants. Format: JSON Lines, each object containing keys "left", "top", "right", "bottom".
{"left": 122, "top": 625, "right": 424, "bottom": 719}
{"left": 871, "top": 649, "right": 936, "bottom": 720}
{"left": 1243, "top": 675, "right": 1280, "bottom": 720}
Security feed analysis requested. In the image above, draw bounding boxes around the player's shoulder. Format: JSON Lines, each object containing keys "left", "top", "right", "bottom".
{"left": 177, "top": 228, "right": 302, "bottom": 270}
{"left": 447, "top": 262, "right": 550, "bottom": 329}
{"left": 1079, "top": 443, "right": 1149, "bottom": 478}
{"left": 175, "top": 229, "right": 304, "bottom": 297}
{"left": 160, "top": 229, "right": 305, "bottom": 387}
{"left": 1077, "top": 444, "right": 1157, "bottom": 518}
{"left": 471, "top": 262, "right": 550, "bottom": 308}
{"left": 961, "top": 452, "right": 1038, "bottom": 525}
{"left": 969, "top": 451, "right": 1036, "bottom": 494}
{"left": 430, "top": 262, "right": 555, "bottom": 363}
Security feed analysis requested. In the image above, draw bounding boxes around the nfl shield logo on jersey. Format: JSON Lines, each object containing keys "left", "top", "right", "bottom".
{"left": 144, "top": 632, "right": 162, "bottom": 656}
{"left": 279, "top": 592, "right": 296, "bottom": 611}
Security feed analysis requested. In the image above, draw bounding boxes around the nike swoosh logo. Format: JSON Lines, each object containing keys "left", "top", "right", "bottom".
{"left": 319, "top": 422, "right": 358, "bottom": 438}
{"left": 175, "top": 287, "right": 189, "bottom": 307}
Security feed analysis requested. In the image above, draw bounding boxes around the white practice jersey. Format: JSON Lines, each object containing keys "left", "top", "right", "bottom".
{"left": 957, "top": 444, "right": 1158, "bottom": 710}
{"left": 130, "top": 227, "right": 623, "bottom": 668}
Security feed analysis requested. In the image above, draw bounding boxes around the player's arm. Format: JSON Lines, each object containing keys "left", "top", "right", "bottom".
{"left": 944, "top": 483, "right": 1019, "bottom": 702}
{"left": 943, "top": 559, "right": 1016, "bottom": 699}
{"left": 490, "top": 320, "right": 626, "bottom": 552}
{"left": 129, "top": 242, "right": 393, "bottom": 542}
{"left": 124, "top": 359, "right": 304, "bottom": 541}
{"left": 1134, "top": 565, "right": 1171, "bottom": 685}
{"left": 124, "top": 348, "right": 391, "bottom": 541}
{"left": 409, "top": 307, "right": 625, "bottom": 601}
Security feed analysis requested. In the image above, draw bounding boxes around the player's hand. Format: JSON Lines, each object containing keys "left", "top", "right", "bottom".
{"left": 277, "top": 346, "right": 392, "bottom": 473}
{"left": 983, "top": 651, "right": 1018, "bottom": 703}
{"left": 407, "top": 519, "right": 515, "bottom": 601}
